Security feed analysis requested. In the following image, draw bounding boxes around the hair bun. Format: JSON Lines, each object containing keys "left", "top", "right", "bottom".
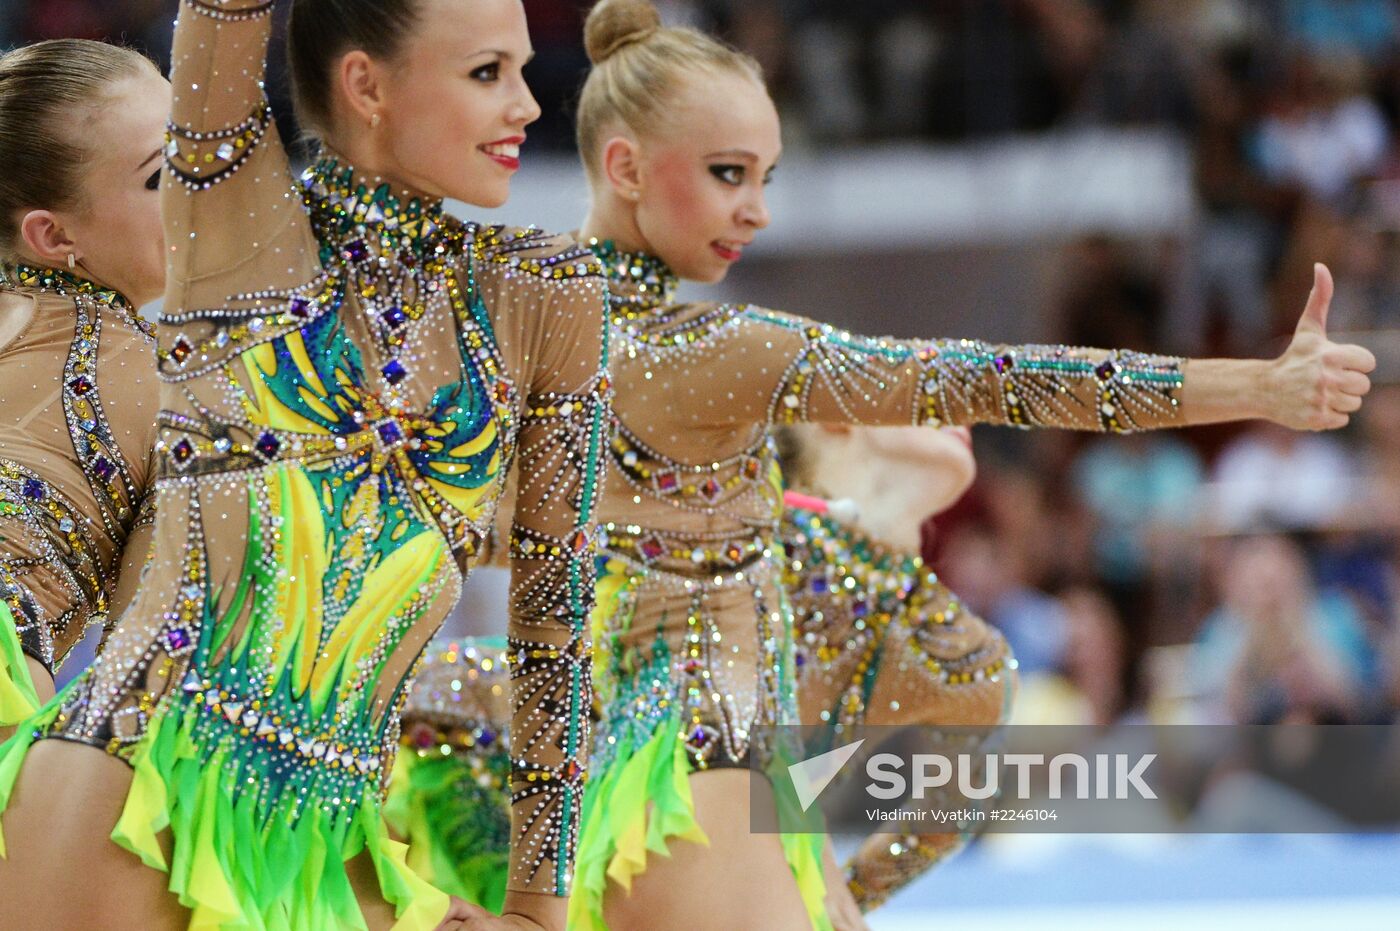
{"left": 585, "top": 0, "right": 663, "bottom": 64}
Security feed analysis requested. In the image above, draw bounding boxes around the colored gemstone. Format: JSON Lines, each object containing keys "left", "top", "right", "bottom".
{"left": 170, "top": 336, "right": 193, "bottom": 364}
{"left": 1095, "top": 360, "right": 1118, "bottom": 381}
{"left": 164, "top": 627, "right": 191, "bottom": 651}
{"left": 639, "top": 537, "right": 666, "bottom": 561}
{"left": 688, "top": 727, "right": 710, "bottom": 747}
{"left": 381, "top": 359, "right": 407, "bottom": 385}
{"left": 381, "top": 305, "right": 407, "bottom": 329}
{"left": 376, "top": 420, "right": 404, "bottom": 445}
{"left": 811, "top": 578, "right": 829, "bottom": 594}
{"left": 345, "top": 240, "right": 369, "bottom": 262}
{"left": 171, "top": 439, "right": 195, "bottom": 464}
{"left": 853, "top": 600, "right": 870, "bottom": 618}
{"left": 20, "top": 478, "right": 44, "bottom": 500}
{"left": 477, "top": 728, "right": 496, "bottom": 748}
{"left": 256, "top": 432, "right": 281, "bottom": 458}
{"left": 68, "top": 376, "right": 93, "bottom": 396}
{"left": 701, "top": 477, "right": 723, "bottom": 502}
{"left": 994, "top": 354, "right": 1014, "bottom": 374}
{"left": 565, "top": 760, "right": 583, "bottom": 780}
{"left": 216, "top": 142, "right": 236, "bottom": 162}
{"left": 92, "top": 456, "right": 115, "bottom": 481}
{"left": 288, "top": 296, "right": 312, "bottom": 319}
{"left": 656, "top": 472, "right": 679, "bottom": 493}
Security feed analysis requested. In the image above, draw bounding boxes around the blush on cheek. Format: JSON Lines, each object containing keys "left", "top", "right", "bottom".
{"left": 651, "top": 150, "right": 706, "bottom": 226}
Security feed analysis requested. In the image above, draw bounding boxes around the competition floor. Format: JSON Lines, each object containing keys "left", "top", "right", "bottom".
{"left": 868, "top": 834, "right": 1400, "bottom": 930}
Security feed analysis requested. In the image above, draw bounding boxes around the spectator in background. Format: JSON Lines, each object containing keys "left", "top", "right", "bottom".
{"left": 1252, "top": 54, "right": 1389, "bottom": 207}
{"left": 1282, "top": 0, "right": 1400, "bottom": 64}
{"left": 939, "top": 521, "right": 1068, "bottom": 677}
{"left": 1208, "top": 421, "right": 1359, "bottom": 531}
{"left": 1192, "top": 534, "right": 1380, "bottom": 723}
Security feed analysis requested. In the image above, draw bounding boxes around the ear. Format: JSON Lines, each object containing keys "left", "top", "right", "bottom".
{"left": 17, "top": 209, "right": 77, "bottom": 266}
{"left": 336, "top": 49, "right": 389, "bottom": 127}
{"left": 600, "top": 134, "right": 643, "bottom": 200}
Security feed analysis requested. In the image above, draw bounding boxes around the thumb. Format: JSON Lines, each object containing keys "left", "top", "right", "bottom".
{"left": 1296, "top": 262, "right": 1333, "bottom": 336}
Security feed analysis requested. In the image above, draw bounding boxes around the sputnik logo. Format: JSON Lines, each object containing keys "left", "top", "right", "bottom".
{"left": 788, "top": 739, "right": 866, "bottom": 812}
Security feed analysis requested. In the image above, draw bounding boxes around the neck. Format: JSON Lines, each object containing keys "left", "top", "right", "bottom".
{"left": 318, "top": 139, "right": 434, "bottom": 207}
{"left": 3, "top": 261, "right": 133, "bottom": 313}
{"left": 580, "top": 193, "right": 647, "bottom": 256}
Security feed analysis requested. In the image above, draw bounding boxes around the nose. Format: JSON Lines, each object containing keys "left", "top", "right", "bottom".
{"left": 510, "top": 78, "right": 543, "bottom": 128}
{"left": 739, "top": 187, "right": 771, "bottom": 230}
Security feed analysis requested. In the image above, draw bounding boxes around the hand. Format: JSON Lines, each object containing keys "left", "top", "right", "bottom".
{"left": 1268, "top": 263, "right": 1376, "bottom": 430}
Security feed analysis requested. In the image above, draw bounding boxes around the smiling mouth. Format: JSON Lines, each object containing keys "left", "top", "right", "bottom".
{"left": 481, "top": 141, "right": 522, "bottom": 169}
{"left": 712, "top": 240, "right": 747, "bottom": 261}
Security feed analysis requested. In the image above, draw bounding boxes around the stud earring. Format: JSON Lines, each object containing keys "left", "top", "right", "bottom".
{"left": 629, "top": 190, "right": 641, "bottom": 201}
{"left": 370, "top": 112, "right": 382, "bottom": 129}
{"left": 68, "top": 253, "right": 76, "bottom": 270}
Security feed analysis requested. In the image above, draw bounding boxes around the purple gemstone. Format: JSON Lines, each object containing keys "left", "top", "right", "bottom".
{"left": 811, "top": 578, "right": 829, "bottom": 594}
{"left": 381, "top": 360, "right": 407, "bottom": 385}
{"left": 345, "top": 240, "right": 369, "bottom": 262}
{"left": 852, "top": 600, "right": 870, "bottom": 618}
{"left": 1095, "top": 360, "right": 1117, "bottom": 381}
{"left": 994, "top": 355, "right": 1014, "bottom": 374}
{"left": 165, "top": 627, "right": 191, "bottom": 651}
{"left": 172, "top": 438, "right": 194, "bottom": 463}
{"left": 477, "top": 728, "right": 496, "bottom": 748}
{"left": 68, "top": 376, "right": 93, "bottom": 396}
{"left": 688, "top": 727, "right": 710, "bottom": 746}
{"left": 381, "top": 306, "right": 407, "bottom": 329}
{"left": 795, "top": 652, "right": 807, "bottom": 668}
{"left": 21, "top": 478, "right": 44, "bottom": 500}
{"left": 256, "top": 432, "right": 281, "bottom": 458}
{"left": 92, "top": 456, "right": 116, "bottom": 481}
{"left": 288, "top": 296, "right": 311, "bottom": 319}
{"left": 376, "top": 420, "right": 404, "bottom": 445}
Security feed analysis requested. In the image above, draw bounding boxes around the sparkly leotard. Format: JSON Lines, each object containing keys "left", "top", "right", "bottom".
{"left": 571, "top": 242, "right": 1185, "bottom": 930}
{"left": 784, "top": 506, "right": 1014, "bottom": 912}
{"left": 0, "top": 2, "right": 609, "bottom": 926}
{"left": 0, "top": 266, "right": 158, "bottom": 724}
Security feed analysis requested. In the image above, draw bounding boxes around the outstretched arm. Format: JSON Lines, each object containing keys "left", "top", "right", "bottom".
{"left": 697, "top": 263, "right": 1370, "bottom": 434}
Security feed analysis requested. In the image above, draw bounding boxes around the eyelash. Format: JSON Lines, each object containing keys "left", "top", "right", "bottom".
{"left": 710, "top": 165, "right": 744, "bottom": 186}
{"left": 145, "top": 169, "right": 161, "bottom": 191}
{"left": 710, "top": 165, "right": 777, "bottom": 186}
{"left": 470, "top": 62, "right": 500, "bottom": 83}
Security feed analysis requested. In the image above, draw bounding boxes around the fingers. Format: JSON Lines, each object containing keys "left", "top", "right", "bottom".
{"left": 1335, "top": 369, "right": 1372, "bottom": 397}
{"left": 1327, "top": 343, "right": 1378, "bottom": 374}
{"left": 1296, "top": 262, "right": 1334, "bottom": 335}
{"left": 1330, "top": 392, "right": 1363, "bottom": 414}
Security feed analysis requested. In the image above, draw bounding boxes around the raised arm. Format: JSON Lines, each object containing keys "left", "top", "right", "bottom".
{"left": 703, "top": 265, "right": 1370, "bottom": 434}
{"left": 163, "top": 0, "right": 316, "bottom": 312}
{"left": 497, "top": 256, "right": 611, "bottom": 921}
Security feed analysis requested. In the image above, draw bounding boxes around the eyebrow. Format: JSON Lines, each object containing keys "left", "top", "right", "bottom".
{"left": 466, "top": 48, "right": 537, "bottom": 64}
{"left": 137, "top": 147, "right": 162, "bottom": 170}
{"left": 704, "top": 149, "right": 761, "bottom": 162}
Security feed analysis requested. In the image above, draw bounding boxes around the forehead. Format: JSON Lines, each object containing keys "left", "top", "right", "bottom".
{"left": 406, "top": 0, "right": 531, "bottom": 57}
{"left": 82, "top": 69, "right": 170, "bottom": 162}
{"left": 666, "top": 72, "right": 781, "bottom": 161}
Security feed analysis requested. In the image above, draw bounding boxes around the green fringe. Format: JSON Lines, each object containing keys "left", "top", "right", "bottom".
{"left": 0, "top": 602, "right": 41, "bottom": 727}
{"left": 569, "top": 711, "right": 830, "bottom": 931}
{"left": 383, "top": 749, "right": 509, "bottom": 913}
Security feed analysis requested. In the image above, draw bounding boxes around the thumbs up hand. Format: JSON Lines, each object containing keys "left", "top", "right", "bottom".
{"left": 1268, "top": 263, "right": 1376, "bottom": 430}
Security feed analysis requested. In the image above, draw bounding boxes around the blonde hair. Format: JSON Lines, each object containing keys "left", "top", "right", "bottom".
{"left": 0, "top": 40, "right": 154, "bottom": 261}
{"left": 577, "top": 0, "right": 765, "bottom": 179}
